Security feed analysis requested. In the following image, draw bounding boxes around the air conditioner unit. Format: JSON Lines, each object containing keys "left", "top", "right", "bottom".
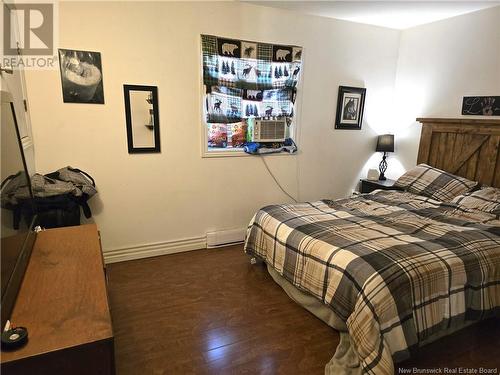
{"left": 252, "top": 119, "right": 287, "bottom": 142}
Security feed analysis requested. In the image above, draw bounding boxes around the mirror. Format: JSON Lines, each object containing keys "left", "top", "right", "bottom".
{"left": 124, "top": 84, "right": 160, "bottom": 153}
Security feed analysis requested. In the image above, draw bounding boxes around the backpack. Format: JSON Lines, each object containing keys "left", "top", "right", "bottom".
{"left": 44, "top": 167, "right": 97, "bottom": 219}
{"left": 1, "top": 167, "right": 97, "bottom": 229}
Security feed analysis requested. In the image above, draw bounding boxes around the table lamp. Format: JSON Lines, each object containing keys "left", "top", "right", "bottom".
{"left": 376, "top": 134, "right": 394, "bottom": 181}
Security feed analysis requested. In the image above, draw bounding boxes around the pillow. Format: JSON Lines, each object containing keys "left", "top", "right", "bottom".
{"left": 451, "top": 187, "right": 500, "bottom": 214}
{"left": 394, "top": 164, "right": 478, "bottom": 202}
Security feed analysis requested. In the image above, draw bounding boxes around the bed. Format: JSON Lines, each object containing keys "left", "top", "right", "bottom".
{"left": 244, "top": 118, "right": 500, "bottom": 375}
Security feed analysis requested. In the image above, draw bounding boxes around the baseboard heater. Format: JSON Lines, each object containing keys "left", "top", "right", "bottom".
{"left": 206, "top": 228, "right": 246, "bottom": 248}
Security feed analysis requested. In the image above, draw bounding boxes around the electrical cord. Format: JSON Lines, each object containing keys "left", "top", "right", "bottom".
{"left": 259, "top": 155, "right": 298, "bottom": 203}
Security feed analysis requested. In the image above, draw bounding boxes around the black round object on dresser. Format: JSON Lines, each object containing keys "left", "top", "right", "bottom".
{"left": 1, "top": 327, "right": 28, "bottom": 351}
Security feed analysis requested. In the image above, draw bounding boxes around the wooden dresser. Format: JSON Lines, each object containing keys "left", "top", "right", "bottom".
{"left": 1, "top": 224, "right": 115, "bottom": 375}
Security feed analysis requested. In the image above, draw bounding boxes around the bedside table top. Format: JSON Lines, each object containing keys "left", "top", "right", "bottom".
{"left": 361, "top": 178, "right": 396, "bottom": 187}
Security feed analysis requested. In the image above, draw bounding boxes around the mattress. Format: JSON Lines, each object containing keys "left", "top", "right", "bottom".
{"left": 244, "top": 190, "right": 500, "bottom": 374}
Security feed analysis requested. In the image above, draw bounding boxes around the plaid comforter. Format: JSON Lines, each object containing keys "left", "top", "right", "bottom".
{"left": 244, "top": 191, "right": 500, "bottom": 374}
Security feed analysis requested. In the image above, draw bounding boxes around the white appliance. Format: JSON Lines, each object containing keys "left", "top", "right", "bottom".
{"left": 252, "top": 119, "right": 287, "bottom": 142}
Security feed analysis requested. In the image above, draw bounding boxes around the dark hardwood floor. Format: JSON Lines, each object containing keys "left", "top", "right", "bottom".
{"left": 108, "top": 245, "right": 500, "bottom": 375}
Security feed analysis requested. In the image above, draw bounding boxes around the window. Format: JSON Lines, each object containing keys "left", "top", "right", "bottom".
{"left": 200, "top": 35, "right": 302, "bottom": 156}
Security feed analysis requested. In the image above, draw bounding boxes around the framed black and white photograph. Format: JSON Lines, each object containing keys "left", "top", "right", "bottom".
{"left": 58, "top": 49, "right": 104, "bottom": 104}
{"left": 462, "top": 96, "right": 500, "bottom": 116}
{"left": 335, "top": 86, "right": 366, "bottom": 130}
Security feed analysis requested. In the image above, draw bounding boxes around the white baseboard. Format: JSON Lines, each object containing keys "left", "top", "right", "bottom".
{"left": 103, "top": 235, "right": 207, "bottom": 264}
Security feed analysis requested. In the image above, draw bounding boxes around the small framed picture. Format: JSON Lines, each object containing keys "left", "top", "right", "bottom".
{"left": 58, "top": 49, "right": 104, "bottom": 104}
{"left": 335, "top": 86, "right": 366, "bottom": 130}
{"left": 462, "top": 96, "right": 500, "bottom": 116}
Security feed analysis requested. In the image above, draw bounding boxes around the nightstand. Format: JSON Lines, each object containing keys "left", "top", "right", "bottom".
{"left": 360, "top": 179, "right": 402, "bottom": 194}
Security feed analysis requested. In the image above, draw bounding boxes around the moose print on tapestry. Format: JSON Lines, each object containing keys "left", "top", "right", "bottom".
{"left": 242, "top": 64, "right": 253, "bottom": 78}
{"left": 242, "top": 41, "right": 257, "bottom": 59}
{"left": 293, "top": 48, "right": 302, "bottom": 61}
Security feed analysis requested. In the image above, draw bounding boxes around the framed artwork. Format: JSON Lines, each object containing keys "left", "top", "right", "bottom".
{"left": 462, "top": 96, "right": 500, "bottom": 116}
{"left": 335, "top": 86, "right": 366, "bottom": 130}
{"left": 58, "top": 49, "right": 104, "bottom": 104}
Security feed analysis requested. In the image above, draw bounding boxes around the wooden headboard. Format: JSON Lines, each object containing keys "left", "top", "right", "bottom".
{"left": 417, "top": 118, "right": 500, "bottom": 187}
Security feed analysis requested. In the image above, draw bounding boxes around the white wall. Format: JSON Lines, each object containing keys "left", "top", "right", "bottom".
{"left": 391, "top": 6, "right": 500, "bottom": 175}
{"left": 25, "top": 1, "right": 402, "bottom": 256}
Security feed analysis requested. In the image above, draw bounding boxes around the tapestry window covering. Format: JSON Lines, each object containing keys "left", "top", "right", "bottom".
{"left": 201, "top": 35, "right": 303, "bottom": 151}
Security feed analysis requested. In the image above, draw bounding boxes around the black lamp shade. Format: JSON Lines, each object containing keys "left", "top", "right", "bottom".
{"left": 376, "top": 134, "right": 394, "bottom": 153}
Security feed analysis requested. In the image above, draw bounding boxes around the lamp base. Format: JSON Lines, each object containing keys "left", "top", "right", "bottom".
{"left": 379, "top": 152, "right": 388, "bottom": 181}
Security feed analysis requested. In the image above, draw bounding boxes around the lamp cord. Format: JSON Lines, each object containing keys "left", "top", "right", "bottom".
{"left": 259, "top": 155, "right": 298, "bottom": 203}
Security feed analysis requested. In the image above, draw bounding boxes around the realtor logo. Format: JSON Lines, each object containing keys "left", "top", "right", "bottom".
{"left": 3, "top": 2, "right": 54, "bottom": 56}
{"left": 1, "top": 1, "right": 57, "bottom": 69}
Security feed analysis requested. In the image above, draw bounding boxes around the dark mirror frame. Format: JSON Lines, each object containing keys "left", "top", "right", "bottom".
{"left": 124, "top": 84, "right": 160, "bottom": 153}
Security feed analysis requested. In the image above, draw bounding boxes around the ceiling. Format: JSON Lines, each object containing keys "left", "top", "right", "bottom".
{"left": 244, "top": 1, "right": 500, "bottom": 29}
